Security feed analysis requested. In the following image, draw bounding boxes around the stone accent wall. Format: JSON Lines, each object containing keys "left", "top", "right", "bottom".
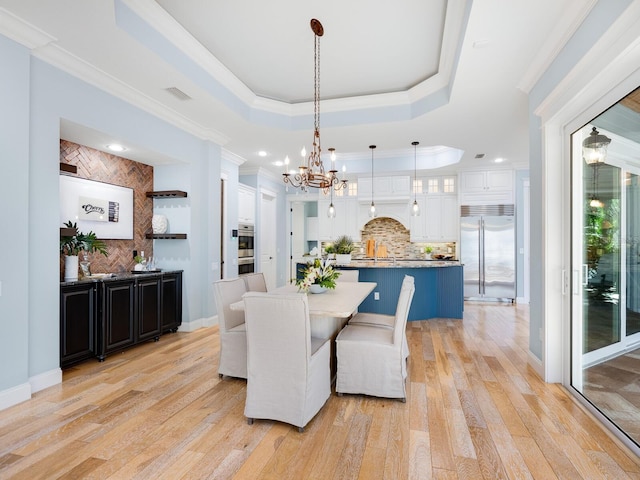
{"left": 322, "top": 216, "right": 457, "bottom": 260}
{"left": 60, "top": 140, "right": 153, "bottom": 278}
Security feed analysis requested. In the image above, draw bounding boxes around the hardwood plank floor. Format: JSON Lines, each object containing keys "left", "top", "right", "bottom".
{"left": 1, "top": 302, "right": 640, "bottom": 479}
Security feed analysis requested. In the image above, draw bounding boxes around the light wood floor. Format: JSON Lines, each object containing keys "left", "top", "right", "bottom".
{"left": 1, "top": 303, "right": 640, "bottom": 479}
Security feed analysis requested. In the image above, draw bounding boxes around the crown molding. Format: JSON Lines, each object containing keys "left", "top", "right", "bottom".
{"left": 222, "top": 149, "right": 246, "bottom": 166}
{"left": 0, "top": 7, "right": 56, "bottom": 49}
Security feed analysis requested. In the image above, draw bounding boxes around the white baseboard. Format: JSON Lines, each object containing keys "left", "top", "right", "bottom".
{"left": 516, "top": 296, "right": 530, "bottom": 304}
{"left": 528, "top": 350, "right": 544, "bottom": 380}
{"left": 178, "top": 315, "right": 217, "bottom": 332}
{"left": 30, "top": 368, "right": 62, "bottom": 393}
{"left": 0, "top": 382, "right": 31, "bottom": 411}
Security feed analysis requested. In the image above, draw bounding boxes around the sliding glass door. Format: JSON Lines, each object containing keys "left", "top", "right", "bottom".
{"left": 571, "top": 87, "right": 640, "bottom": 446}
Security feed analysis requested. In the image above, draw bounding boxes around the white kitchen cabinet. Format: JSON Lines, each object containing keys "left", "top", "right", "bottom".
{"left": 306, "top": 216, "right": 318, "bottom": 241}
{"left": 459, "top": 169, "right": 513, "bottom": 204}
{"left": 238, "top": 184, "right": 256, "bottom": 223}
{"left": 409, "top": 196, "right": 428, "bottom": 241}
{"left": 424, "top": 175, "right": 457, "bottom": 194}
{"left": 358, "top": 176, "right": 410, "bottom": 199}
{"left": 423, "top": 195, "right": 458, "bottom": 242}
{"left": 317, "top": 196, "right": 361, "bottom": 241}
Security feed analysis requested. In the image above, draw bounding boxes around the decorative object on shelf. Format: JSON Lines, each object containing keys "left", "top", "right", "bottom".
{"left": 582, "top": 127, "right": 611, "bottom": 165}
{"left": 334, "top": 235, "right": 354, "bottom": 264}
{"left": 152, "top": 214, "right": 168, "bottom": 234}
{"left": 369, "top": 145, "right": 376, "bottom": 218}
{"left": 134, "top": 252, "right": 147, "bottom": 271}
{"left": 411, "top": 141, "right": 420, "bottom": 216}
{"left": 60, "top": 220, "right": 108, "bottom": 281}
{"left": 296, "top": 258, "right": 341, "bottom": 293}
{"left": 282, "top": 19, "right": 347, "bottom": 195}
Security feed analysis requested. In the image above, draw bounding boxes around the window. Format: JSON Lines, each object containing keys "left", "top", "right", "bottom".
{"left": 413, "top": 179, "right": 423, "bottom": 194}
{"left": 427, "top": 178, "right": 439, "bottom": 193}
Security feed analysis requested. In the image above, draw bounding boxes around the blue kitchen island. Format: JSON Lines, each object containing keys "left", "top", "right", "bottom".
{"left": 298, "top": 260, "right": 464, "bottom": 321}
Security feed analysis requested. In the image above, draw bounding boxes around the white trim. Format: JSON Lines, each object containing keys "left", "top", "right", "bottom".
{"left": 0, "top": 382, "right": 31, "bottom": 412}
{"left": 177, "top": 316, "right": 217, "bottom": 332}
{"left": 30, "top": 368, "right": 62, "bottom": 393}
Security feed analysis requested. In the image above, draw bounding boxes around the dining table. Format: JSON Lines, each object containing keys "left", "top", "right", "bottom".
{"left": 231, "top": 281, "right": 377, "bottom": 375}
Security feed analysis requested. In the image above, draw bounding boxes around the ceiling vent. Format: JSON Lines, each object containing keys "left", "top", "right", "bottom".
{"left": 474, "top": 153, "right": 485, "bottom": 159}
{"left": 165, "top": 87, "right": 192, "bottom": 101}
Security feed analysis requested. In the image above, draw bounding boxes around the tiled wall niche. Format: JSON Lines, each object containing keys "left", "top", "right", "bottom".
{"left": 59, "top": 140, "right": 153, "bottom": 278}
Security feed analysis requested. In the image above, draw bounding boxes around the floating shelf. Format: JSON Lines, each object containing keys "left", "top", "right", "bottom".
{"left": 146, "top": 190, "right": 188, "bottom": 198}
{"left": 60, "top": 163, "right": 77, "bottom": 174}
{"left": 146, "top": 233, "right": 187, "bottom": 239}
{"left": 60, "top": 227, "right": 77, "bottom": 237}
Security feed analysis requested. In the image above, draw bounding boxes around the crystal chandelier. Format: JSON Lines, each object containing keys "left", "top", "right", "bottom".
{"left": 282, "top": 19, "right": 347, "bottom": 194}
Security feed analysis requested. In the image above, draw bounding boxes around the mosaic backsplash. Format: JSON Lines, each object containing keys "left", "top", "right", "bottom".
{"left": 60, "top": 140, "right": 154, "bottom": 278}
{"left": 322, "top": 217, "right": 456, "bottom": 260}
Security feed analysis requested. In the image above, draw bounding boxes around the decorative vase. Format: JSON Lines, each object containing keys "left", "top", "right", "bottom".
{"left": 152, "top": 214, "right": 168, "bottom": 234}
{"left": 64, "top": 255, "right": 79, "bottom": 281}
{"left": 335, "top": 254, "right": 351, "bottom": 265}
{"left": 309, "top": 284, "right": 328, "bottom": 294}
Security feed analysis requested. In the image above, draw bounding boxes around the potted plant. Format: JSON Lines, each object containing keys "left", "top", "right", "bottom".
{"left": 334, "top": 235, "right": 354, "bottom": 264}
{"left": 324, "top": 243, "right": 336, "bottom": 260}
{"left": 424, "top": 246, "right": 433, "bottom": 260}
{"left": 60, "top": 221, "right": 108, "bottom": 281}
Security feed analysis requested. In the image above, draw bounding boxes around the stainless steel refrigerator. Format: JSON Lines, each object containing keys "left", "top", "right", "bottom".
{"left": 460, "top": 204, "right": 515, "bottom": 301}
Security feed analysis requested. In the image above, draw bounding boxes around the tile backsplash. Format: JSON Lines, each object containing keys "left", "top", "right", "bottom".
{"left": 322, "top": 217, "right": 456, "bottom": 260}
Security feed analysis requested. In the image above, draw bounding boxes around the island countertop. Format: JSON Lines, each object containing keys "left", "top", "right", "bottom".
{"left": 339, "top": 260, "right": 460, "bottom": 268}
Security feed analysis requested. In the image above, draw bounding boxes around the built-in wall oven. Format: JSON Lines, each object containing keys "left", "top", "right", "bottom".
{"left": 238, "top": 223, "right": 255, "bottom": 275}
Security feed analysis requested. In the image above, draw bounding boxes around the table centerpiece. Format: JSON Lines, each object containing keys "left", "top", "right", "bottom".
{"left": 296, "top": 258, "right": 341, "bottom": 293}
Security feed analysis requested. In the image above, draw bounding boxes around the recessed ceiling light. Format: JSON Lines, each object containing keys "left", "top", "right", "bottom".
{"left": 273, "top": 160, "right": 284, "bottom": 167}
{"left": 106, "top": 144, "right": 126, "bottom": 152}
{"left": 494, "top": 157, "right": 505, "bottom": 163}
{"left": 258, "top": 151, "right": 267, "bottom": 157}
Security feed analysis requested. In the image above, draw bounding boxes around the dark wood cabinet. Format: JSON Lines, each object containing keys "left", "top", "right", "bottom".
{"left": 100, "top": 278, "right": 136, "bottom": 359}
{"left": 161, "top": 272, "right": 182, "bottom": 333}
{"left": 136, "top": 276, "right": 162, "bottom": 342}
{"left": 60, "top": 282, "right": 97, "bottom": 368}
{"left": 61, "top": 271, "right": 183, "bottom": 366}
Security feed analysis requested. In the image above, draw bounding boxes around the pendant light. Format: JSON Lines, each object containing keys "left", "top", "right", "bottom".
{"left": 369, "top": 145, "right": 376, "bottom": 218}
{"left": 411, "top": 141, "right": 420, "bottom": 216}
{"left": 327, "top": 186, "right": 336, "bottom": 218}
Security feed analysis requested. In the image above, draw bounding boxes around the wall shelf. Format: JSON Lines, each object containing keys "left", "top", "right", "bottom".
{"left": 146, "top": 233, "right": 187, "bottom": 239}
{"left": 60, "top": 227, "right": 77, "bottom": 237}
{"left": 146, "top": 190, "right": 187, "bottom": 198}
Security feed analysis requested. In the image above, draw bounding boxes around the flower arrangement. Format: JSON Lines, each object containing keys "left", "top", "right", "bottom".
{"left": 296, "top": 258, "right": 341, "bottom": 292}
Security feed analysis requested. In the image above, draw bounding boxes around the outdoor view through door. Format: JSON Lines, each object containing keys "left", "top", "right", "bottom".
{"left": 571, "top": 86, "right": 640, "bottom": 447}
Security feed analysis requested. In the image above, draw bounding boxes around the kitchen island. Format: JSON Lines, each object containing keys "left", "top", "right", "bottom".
{"left": 296, "top": 260, "right": 463, "bottom": 321}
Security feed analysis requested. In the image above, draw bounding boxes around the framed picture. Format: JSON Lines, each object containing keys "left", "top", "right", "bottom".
{"left": 60, "top": 175, "right": 133, "bottom": 239}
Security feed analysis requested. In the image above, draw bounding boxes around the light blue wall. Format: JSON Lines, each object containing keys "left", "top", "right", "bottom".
{"left": 528, "top": 0, "right": 634, "bottom": 361}
{"left": 0, "top": 38, "right": 224, "bottom": 400}
{"left": 0, "top": 35, "right": 30, "bottom": 391}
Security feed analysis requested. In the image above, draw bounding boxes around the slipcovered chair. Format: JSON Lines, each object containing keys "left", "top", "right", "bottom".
{"left": 348, "top": 275, "right": 414, "bottom": 358}
{"left": 337, "top": 270, "right": 359, "bottom": 282}
{"left": 212, "top": 278, "right": 248, "bottom": 379}
{"left": 243, "top": 292, "right": 331, "bottom": 432}
{"left": 335, "top": 276, "right": 415, "bottom": 401}
{"left": 243, "top": 272, "right": 267, "bottom": 292}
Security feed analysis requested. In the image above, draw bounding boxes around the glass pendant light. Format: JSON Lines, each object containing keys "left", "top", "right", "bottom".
{"left": 327, "top": 186, "right": 336, "bottom": 218}
{"left": 369, "top": 145, "right": 376, "bottom": 218}
{"left": 411, "top": 141, "right": 420, "bottom": 216}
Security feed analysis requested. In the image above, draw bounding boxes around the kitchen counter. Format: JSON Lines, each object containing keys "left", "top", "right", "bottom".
{"left": 60, "top": 270, "right": 183, "bottom": 286}
{"left": 343, "top": 259, "right": 460, "bottom": 268}
{"left": 298, "top": 262, "right": 464, "bottom": 320}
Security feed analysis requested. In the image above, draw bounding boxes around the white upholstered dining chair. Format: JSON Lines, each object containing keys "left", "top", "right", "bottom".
{"left": 335, "top": 276, "right": 415, "bottom": 401}
{"left": 243, "top": 291, "right": 331, "bottom": 432}
{"left": 243, "top": 272, "right": 267, "bottom": 292}
{"left": 212, "top": 277, "right": 248, "bottom": 379}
